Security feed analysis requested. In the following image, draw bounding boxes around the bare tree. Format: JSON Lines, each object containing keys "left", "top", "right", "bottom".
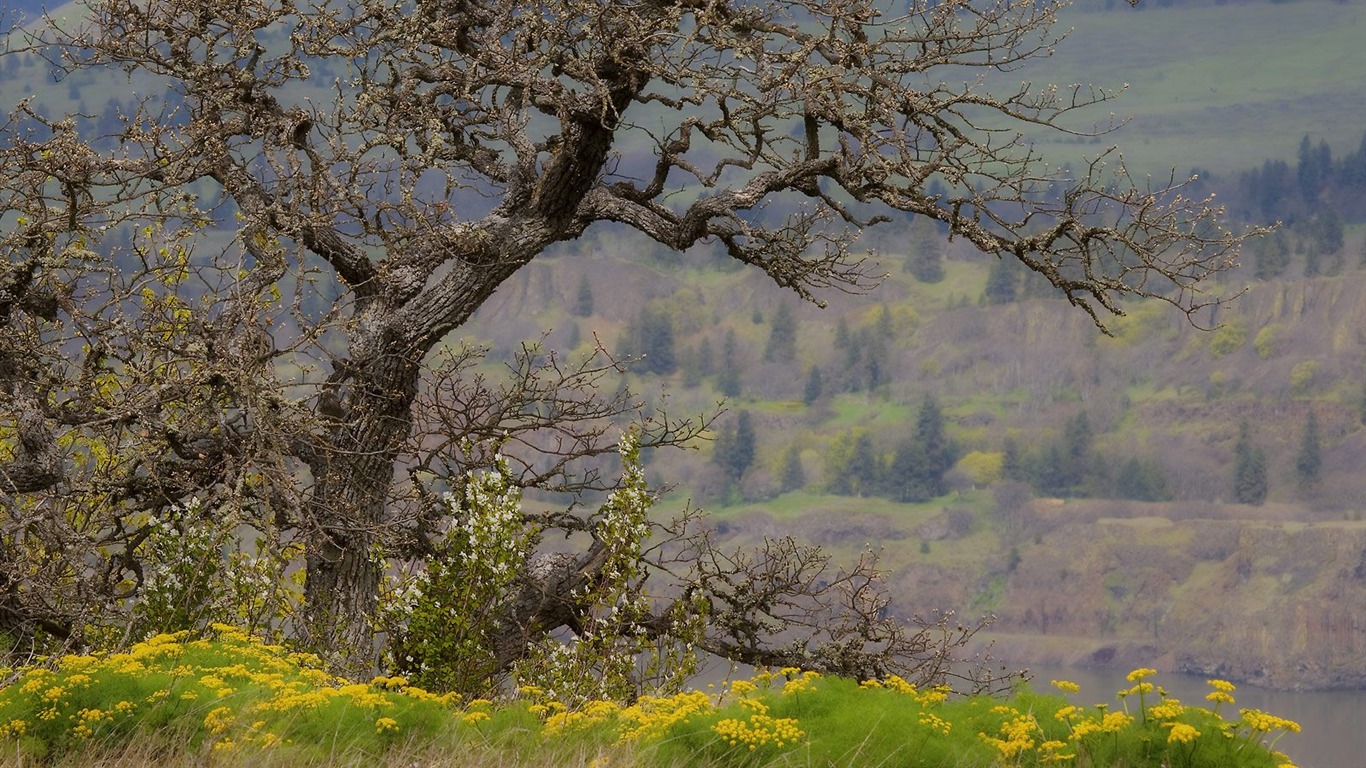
{"left": 3, "top": 0, "right": 1251, "bottom": 677}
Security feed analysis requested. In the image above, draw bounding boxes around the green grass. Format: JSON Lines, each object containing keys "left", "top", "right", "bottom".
{"left": 0, "top": 636, "right": 1306, "bottom": 768}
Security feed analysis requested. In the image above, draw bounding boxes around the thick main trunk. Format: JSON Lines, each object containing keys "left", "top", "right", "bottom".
{"left": 301, "top": 323, "right": 421, "bottom": 676}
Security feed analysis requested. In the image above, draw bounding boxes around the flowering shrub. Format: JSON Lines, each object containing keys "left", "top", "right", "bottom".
{"left": 384, "top": 451, "right": 536, "bottom": 696}
{"left": 386, "top": 431, "right": 705, "bottom": 704}
{"left": 515, "top": 432, "right": 703, "bottom": 705}
{"left": 126, "top": 500, "right": 298, "bottom": 643}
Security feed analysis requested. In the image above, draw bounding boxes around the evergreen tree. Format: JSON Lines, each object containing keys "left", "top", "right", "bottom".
{"left": 716, "top": 330, "right": 743, "bottom": 397}
{"left": 1295, "top": 409, "right": 1322, "bottom": 491}
{"left": 763, "top": 302, "right": 798, "bottom": 362}
{"left": 779, "top": 443, "right": 806, "bottom": 493}
{"left": 1114, "top": 456, "right": 1171, "bottom": 502}
{"left": 713, "top": 410, "right": 757, "bottom": 482}
{"left": 849, "top": 432, "right": 881, "bottom": 497}
{"left": 886, "top": 437, "right": 930, "bottom": 502}
{"left": 1000, "top": 435, "right": 1026, "bottom": 483}
{"left": 695, "top": 336, "right": 715, "bottom": 378}
{"left": 823, "top": 431, "right": 859, "bottom": 495}
{"left": 1033, "top": 443, "right": 1069, "bottom": 497}
{"left": 886, "top": 396, "right": 956, "bottom": 501}
{"left": 1313, "top": 207, "right": 1345, "bottom": 256}
{"left": 984, "top": 257, "right": 1018, "bottom": 304}
{"left": 1233, "top": 421, "right": 1269, "bottom": 505}
{"left": 802, "top": 365, "right": 823, "bottom": 406}
{"left": 907, "top": 241, "right": 945, "bottom": 283}
{"left": 622, "top": 306, "right": 676, "bottom": 374}
{"left": 876, "top": 304, "right": 895, "bottom": 338}
{"left": 917, "top": 396, "right": 955, "bottom": 485}
{"left": 572, "top": 274, "right": 594, "bottom": 317}
{"left": 1252, "top": 229, "right": 1291, "bottom": 280}
{"left": 1062, "top": 410, "right": 1094, "bottom": 493}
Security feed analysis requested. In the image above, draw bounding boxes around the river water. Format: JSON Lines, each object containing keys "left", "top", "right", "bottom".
{"left": 1025, "top": 665, "right": 1366, "bottom": 768}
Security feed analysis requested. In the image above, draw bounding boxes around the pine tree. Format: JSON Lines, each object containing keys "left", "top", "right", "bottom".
{"left": 914, "top": 395, "right": 956, "bottom": 495}
{"left": 779, "top": 444, "right": 806, "bottom": 493}
{"left": 622, "top": 306, "right": 676, "bottom": 374}
{"left": 1001, "top": 435, "right": 1026, "bottom": 483}
{"left": 572, "top": 274, "right": 594, "bottom": 317}
{"left": 1062, "top": 410, "right": 1094, "bottom": 494}
{"left": 716, "top": 330, "right": 743, "bottom": 397}
{"left": 802, "top": 366, "right": 823, "bottom": 406}
{"left": 1233, "top": 421, "right": 1269, "bottom": 505}
{"left": 763, "top": 303, "right": 798, "bottom": 362}
{"left": 1114, "top": 456, "right": 1171, "bottom": 502}
{"left": 1295, "top": 409, "right": 1322, "bottom": 491}
{"left": 886, "top": 396, "right": 956, "bottom": 502}
{"left": 850, "top": 433, "right": 881, "bottom": 497}
{"left": 713, "top": 411, "right": 757, "bottom": 482}
{"left": 886, "top": 437, "right": 929, "bottom": 502}
{"left": 984, "top": 257, "right": 1018, "bottom": 304}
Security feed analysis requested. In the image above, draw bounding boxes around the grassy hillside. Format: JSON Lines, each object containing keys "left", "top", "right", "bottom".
{"left": 1023, "top": 1, "right": 1366, "bottom": 177}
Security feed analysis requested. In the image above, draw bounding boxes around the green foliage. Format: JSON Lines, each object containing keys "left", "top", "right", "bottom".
{"left": 0, "top": 639, "right": 1305, "bottom": 768}
{"left": 1233, "top": 421, "right": 1269, "bottom": 506}
{"left": 1254, "top": 323, "right": 1284, "bottom": 359}
{"left": 386, "top": 456, "right": 535, "bottom": 696}
{"left": 908, "top": 240, "right": 946, "bottom": 284}
{"left": 1114, "top": 456, "right": 1173, "bottom": 502}
{"left": 712, "top": 411, "right": 757, "bottom": 483}
{"left": 1295, "top": 410, "right": 1322, "bottom": 492}
{"left": 572, "top": 275, "right": 594, "bottom": 317}
{"left": 1289, "top": 360, "right": 1320, "bottom": 395}
{"left": 516, "top": 433, "right": 702, "bottom": 705}
{"left": 0, "top": 626, "right": 462, "bottom": 763}
{"left": 983, "top": 257, "right": 1019, "bottom": 304}
{"left": 128, "top": 501, "right": 296, "bottom": 644}
{"left": 715, "top": 330, "right": 743, "bottom": 397}
{"left": 621, "top": 306, "right": 677, "bottom": 375}
{"left": 955, "top": 451, "right": 1004, "bottom": 487}
{"left": 762, "top": 303, "right": 797, "bottom": 363}
{"left": 802, "top": 365, "right": 823, "bottom": 405}
{"left": 1210, "top": 319, "right": 1248, "bottom": 358}
{"left": 778, "top": 444, "right": 806, "bottom": 493}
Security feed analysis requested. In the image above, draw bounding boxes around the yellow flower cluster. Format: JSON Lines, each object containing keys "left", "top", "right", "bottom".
{"left": 918, "top": 711, "right": 951, "bottom": 736}
{"left": 1166, "top": 721, "right": 1201, "bottom": 744}
{"left": 0, "top": 719, "right": 26, "bottom": 739}
{"left": 1240, "top": 709, "right": 1302, "bottom": 735}
{"left": 858, "top": 675, "right": 950, "bottom": 706}
{"left": 0, "top": 623, "right": 470, "bottom": 757}
{"left": 781, "top": 670, "right": 820, "bottom": 695}
{"left": 617, "top": 691, "right": 714, "bottom": 743}
{"left": 979, "top": 712, "right": 1041, "bottom": 759}
{"left": 1126, "top": 667, "right": 1158, "bottom": 682}
{"left": 712, "top": 711, "right": 804, "bottom": 751}
{"left": 543, "top": 699, "right": 622, "bottom": 735}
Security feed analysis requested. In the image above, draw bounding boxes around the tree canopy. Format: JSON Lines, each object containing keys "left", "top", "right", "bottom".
{"left": 2, "top": 0, "right": 1249, "bottom": 689}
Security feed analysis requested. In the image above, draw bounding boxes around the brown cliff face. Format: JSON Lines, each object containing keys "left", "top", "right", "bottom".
{"left": 918, "top": 513, "right": 1366, "bottom": 691}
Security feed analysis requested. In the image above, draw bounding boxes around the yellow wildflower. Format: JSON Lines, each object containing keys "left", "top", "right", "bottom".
{"left": 1051, "top": 679, "right": 1081, "bottom": 693}
{"left": 1126, "top": 667, "right": 1157, "bottom": 682}
{"left": 1166, "top": 722, "right": 1200, "bottom": 744}
{"left": 375, "top": 716, "right": 400, "bottom": 734}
